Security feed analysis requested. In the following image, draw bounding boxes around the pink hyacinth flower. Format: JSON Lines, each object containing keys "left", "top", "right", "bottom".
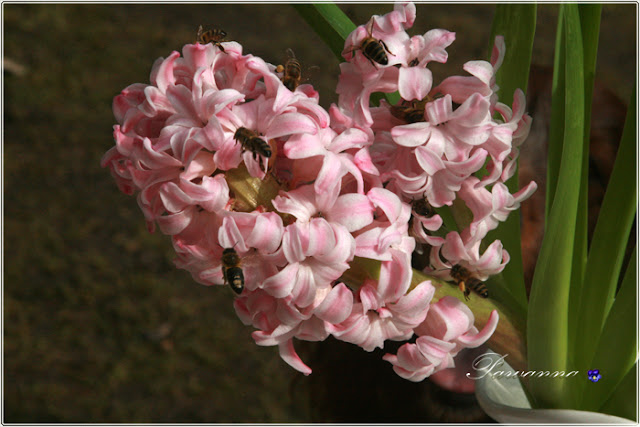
{"left": 384, "top": 296, "right": 499, "bottom": 382}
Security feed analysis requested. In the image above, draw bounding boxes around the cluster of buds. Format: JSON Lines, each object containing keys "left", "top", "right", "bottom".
{"left": 102, "top": 2, "right": 536, "bottom": 381}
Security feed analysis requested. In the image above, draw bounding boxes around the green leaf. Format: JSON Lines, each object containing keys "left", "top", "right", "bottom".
{"left": 526, "top": 4, "right": 584, "bottom": 409}
{"left": 483, "top": 3, "right": 537, "bottom": 310}
{"left": 599, "top": 363, "right": 638, "bottom": 422}
{"left": 573, "top": 84, "right": 637, "bottom": 381}
{"left": 546, "top": 7, "right": 566, "bottom": 219}
{"left": 580, "top": 245, "right": 637, "bottom": 412}
{"left": 292, "top": 3, "right": 356, "bottom": 62}
{"left": 567, "top": 3, "right": 602, "bottom": 371}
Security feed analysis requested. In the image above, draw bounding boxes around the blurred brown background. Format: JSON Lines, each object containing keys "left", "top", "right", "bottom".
{"left": 3, "top": 3, "right": 636, "bottom": 423}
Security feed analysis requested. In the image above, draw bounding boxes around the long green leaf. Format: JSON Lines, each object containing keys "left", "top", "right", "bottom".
{"left": 573, "top": 84, "right": 637, "bottom": 377}
{"left": 599, "top": 363, "right": 638, "bottom": 422}
{"left": 526, "top": 4, "right": 584, "bottom": 409}
{"left": 546, "top": 7, "right": 566, "bottom": 220}
{"left": 580, "top": 245, "right": 637, "bottom": 411}
{"left": 567, "top": 3, "right": 602, "bottom": 378}
{"left": 484, "top": 4, "right": 536, "bottom": 310}
{"left": 292, "top": 3, "right": 356, "bottom": 62}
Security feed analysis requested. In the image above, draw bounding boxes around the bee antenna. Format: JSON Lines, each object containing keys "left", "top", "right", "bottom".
{"left": 286, "top": 48, "right": 296, "bottom": 58}
{"left": 367, "top": 19, "right": 374, "bottom": 36}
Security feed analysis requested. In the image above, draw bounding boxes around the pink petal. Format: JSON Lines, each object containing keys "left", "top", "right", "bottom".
{"left": 278, "top": 339, "right": 312, "bottom": 375}
{"left": 420, "top": 296, "right": 474, "bottom": 342}
{"left": 392, "top": 280, "right": 435, "bottom": 323}
{"left": 266, "top": 112, "right": 317, "bottom": 140}
{"left": 329, "top": 127, "right": 370, "bottom": 152}
{"left": 156, "top": 208, "right": 195, "bottom": 235}
{"left": 314, "top": 283, "right": 354, "bottom": 324}
{"left": 490, "top": 36, "right": 506, "bottom": 70}
{"left": 456, "top": 309, "right": 499, "bottom": 347}
{"left": 420, "top": 29, "right": 456, "bottom": 65}
{"left": 415, "top": 146, "right": 445, "bottom": 175}
{"left": 391, "top": 122, "right": 431, "bottom": 147}
{"left": 462, "top": 60, "right": 493, "bottom": 87}
{"left": 246, "top": 212, "right": 284, "bottom": 254}
{"left": 283, "top": 133, "right": 326, "bottom": 159}
{"left": 262, "top": 263, "right": 298, "bottom": 298}
{"left": 425, "top": 95, "right": 453, "bottom": 126}
{"left": 150, "top": 51, "right": 179, "bottom": 93}
{"left": 327, "top": 193, "right": 374, "bottom": 232}
{"left": 272, "top": 185, "right": 317, "bottom": 222}
{"left": 398, "top": 67, "right": 433, "bottom": 101}
{"left": 367, "top": 187, "right": 403, "bottom": 223}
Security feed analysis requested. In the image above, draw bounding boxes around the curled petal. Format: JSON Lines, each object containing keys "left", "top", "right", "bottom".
{"left": 156, "top": 208, "right": 195, "bottom": 235}
{"left": 278, "top": 339, "right": 312, "bottom": 375}
{"left": 246, "top": 212, "right": 284, "bottom": 254}
{"left": 262, "top": 263, "right": 298, "bottom": 298}
{"left": 456, "top": 310, "right": 499, "bottom": 347}
{"left": 266, "top": 112, "right": 317, "bottom": 140}
{"left": 367, "top": 187, "right": 403, "bottom": 223}
{"left": 151, "top": 51, "right": 179, "bottom": 93}
{"left": 417, "top": 296, "right": 474, "bottom": 342}
{"left": 314, "top": 283, "right": 354, "bottom": 324}
{"left": 391, "top": 122, "right": 431, "bottom": 147}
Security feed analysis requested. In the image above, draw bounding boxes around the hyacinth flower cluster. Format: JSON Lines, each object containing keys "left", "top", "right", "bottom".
{"left": 102, "top": 2, "right": 536, "bottom": 381}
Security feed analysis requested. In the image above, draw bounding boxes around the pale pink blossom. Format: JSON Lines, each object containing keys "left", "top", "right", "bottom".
{"left": 428, "top": 231, "right": 510, "bottom": 282}
{"left": 383, "top": 296, "right": 499, "bottom": 382}
{"left": 103, "top": 2, "right": 538, "bottom": 384}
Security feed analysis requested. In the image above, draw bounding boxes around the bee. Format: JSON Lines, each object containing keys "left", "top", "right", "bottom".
{"left": 222, "top": 248, "right": 244, "bottom": 294}
{"left": 390, "top": 97, "right": 431, "bottom": 124}
{"left": 276, "top": 49, "right": 303, "bottom": 91}
{"left": 234, "top": 127, "right": 272, "bottom": 161}
{"left": 449, "top": 264, "right": 489, "bottom": 300}
{"left": 412, "top": 198, "right": 436, "bottom": 218}
{"left": 390, "top": 103, "right": 426, "bottom": 124}
{"left": 196, "top": 26, "right": 227, "bottom": 52}
{"left": 345, "top": 21, "right": 393, "bottom": 67}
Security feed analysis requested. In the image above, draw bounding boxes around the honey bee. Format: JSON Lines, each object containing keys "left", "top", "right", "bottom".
{"left": 345, "top": 21, "right": 393, "bottom": 67}
{"left": 196, "top": 26, "right": 227, "bottom": 52}
{"left": 412, "top": 198, "right": 436, "bottom": 218}
{"left": 449, "top": 264, "right": 489, "bottom": 300}
{"left": 276, "top": 49, "right": 303, "bottom": 91}
{"left": 390, "top": 103, "right": 425, "bottom": 124}
{"left": 390, "top": 97, "right": 431, "bottom": 124}
{"left": 222, "top": 248, "right": 244, "bottom": 294}
{"left": 234, "top": 127, "right": 272, "bottom": 161}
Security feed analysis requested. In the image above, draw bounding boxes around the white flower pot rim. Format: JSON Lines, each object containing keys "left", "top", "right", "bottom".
{"left": 473, "top": 351, "right": 635, "bottom": 424}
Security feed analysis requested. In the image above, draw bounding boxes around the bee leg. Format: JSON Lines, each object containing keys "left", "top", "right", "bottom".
{"left": 380, "top": 39, "right": 394, "bottom": 56}
{"left": 344, "top": 46, "right": 358, "bottom": 61}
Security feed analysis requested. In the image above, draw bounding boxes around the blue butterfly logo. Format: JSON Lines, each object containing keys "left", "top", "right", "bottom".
{"left": 588, "top": 369, "right": 602, "bottom": 383}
